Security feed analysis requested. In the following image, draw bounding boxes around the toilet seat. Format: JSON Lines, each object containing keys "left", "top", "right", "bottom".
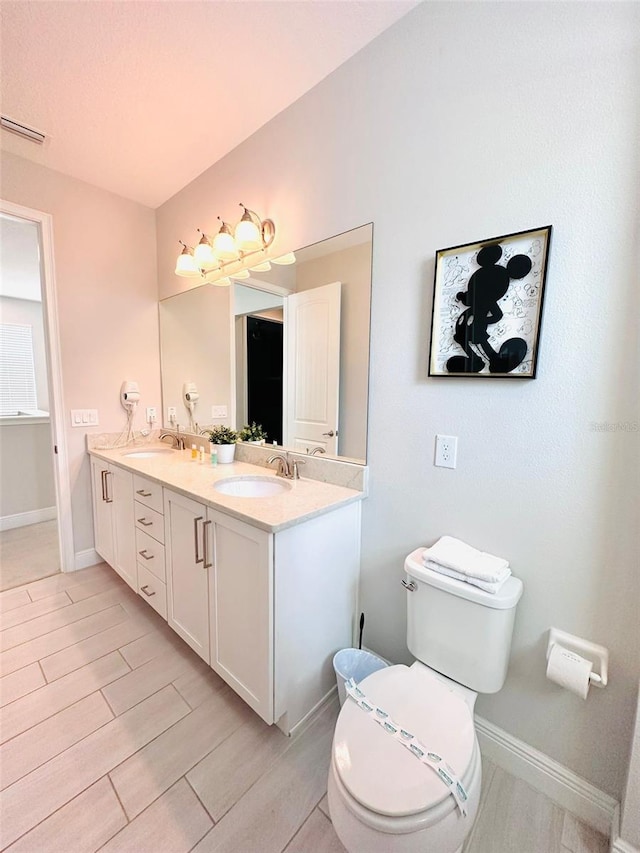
{"left": 332, "top": 664, "right": 476, "bottom": 821}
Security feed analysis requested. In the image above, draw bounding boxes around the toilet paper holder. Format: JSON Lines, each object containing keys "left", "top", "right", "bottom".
{"left": 546, "top": 628, "right": 608, "bottom": 688}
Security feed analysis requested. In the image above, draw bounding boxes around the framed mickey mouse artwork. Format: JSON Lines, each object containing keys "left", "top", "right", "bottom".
{"left": 428, "top": 226, "right": 552, "bottom": 378}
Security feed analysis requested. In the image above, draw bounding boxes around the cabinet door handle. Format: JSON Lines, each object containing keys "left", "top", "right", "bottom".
{"left": 193, "top": 516, "right": 204, "bottom": 564}
{"left": 136, "top": 489, "right": 152, "bottom": 497}
{"left": 138, "top": 549, "right": 154, "bottom": 560}
{"left": 140, "top": 584, "right": 156, "bottom": 597}
{"left": 105, "top": 471, "right": 113, "bottom": 503}
{"left": 203, "top": 519, "right": 213, "bottom": 569}
{"left": 100, "top": 469, "right": 108, "bottom": 502}
{"left": 137, "top": 517, "right": 153, "bottom": 527}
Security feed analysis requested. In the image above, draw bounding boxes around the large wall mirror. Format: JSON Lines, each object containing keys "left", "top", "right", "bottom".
{"left": 159, "top": 223, "right": 373, "bottom": 464}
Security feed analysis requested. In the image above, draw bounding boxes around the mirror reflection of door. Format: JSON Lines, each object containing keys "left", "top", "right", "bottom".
{"left": 285, "top": 281, "right": 341, "bottom": 455}
{"left": 0, "top": 212, "right": 60, "bottom": 590}
{"left": 246, "top": 316, "right": 283, "bottom": 445}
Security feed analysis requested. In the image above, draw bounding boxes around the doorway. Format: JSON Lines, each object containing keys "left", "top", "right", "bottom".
{"left": 0, "top": 200, "right": 73, "bottom": 590}
{"left": 246, "top": 316, "right": 283, "bottom": 445}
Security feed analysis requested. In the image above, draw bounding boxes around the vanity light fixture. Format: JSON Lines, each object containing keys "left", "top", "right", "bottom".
{"left": 272, "top": 252, "right": 296, "bottom": 265}
{"left": 175, "top": 203, "right": 276, "bottom": 285}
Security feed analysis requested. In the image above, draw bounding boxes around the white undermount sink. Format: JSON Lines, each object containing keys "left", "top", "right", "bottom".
{"left": 122, "top": 448, "right": 175, "bottom": 458}
{"left": 214, "top": 476, "right": 293, "bottom": 498}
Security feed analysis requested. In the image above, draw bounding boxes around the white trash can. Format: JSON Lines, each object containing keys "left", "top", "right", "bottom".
{"left": 333, "top": 648, "right": 388, "bottom": 706}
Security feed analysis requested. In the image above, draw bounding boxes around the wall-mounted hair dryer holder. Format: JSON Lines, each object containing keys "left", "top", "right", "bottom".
{"left": 120, "top": 380, "right": 141, "bottom": 412}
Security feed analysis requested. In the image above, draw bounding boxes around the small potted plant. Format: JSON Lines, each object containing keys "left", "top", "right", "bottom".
{"left": 238, "top": 422, "right": 267, "bottom": 445}
{"left": 205, "top": 425, "right": 238, "bottom": 464}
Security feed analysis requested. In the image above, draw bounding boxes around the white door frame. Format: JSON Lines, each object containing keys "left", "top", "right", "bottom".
{"left": 1, "top": 198, "right": 74, "bottom": 573}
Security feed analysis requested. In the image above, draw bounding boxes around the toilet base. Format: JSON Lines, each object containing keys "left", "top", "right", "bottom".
{"left": 328, "top": 743, "right": 481, "bottom": 853}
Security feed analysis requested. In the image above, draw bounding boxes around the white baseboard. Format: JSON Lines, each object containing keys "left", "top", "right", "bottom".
{"left": 281, "top": 685, "right": 338, "bottom": 738}
{"left": 610, "top": 805, "right": 640, "bottom": 853}
{"left": 475, "top": 715, "right": 618, "bottom": 837}
{"left": 0, "top": 506, "right": 56, "bottom": 532}
{"left": 73, "top": 548, "right": 101, "bottom": 571}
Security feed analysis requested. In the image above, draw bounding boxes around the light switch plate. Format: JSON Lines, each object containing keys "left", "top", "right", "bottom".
{"left": 146, "top": 407, "right": 157, "bottom": 422}
{"left": 211, "top": 405, "right": 228, "bottom": 418}
{"left": 71, "top": 409, "right": 99, "bottom": 427}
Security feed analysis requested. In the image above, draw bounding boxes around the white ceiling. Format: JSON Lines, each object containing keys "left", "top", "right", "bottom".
{"left": 0, "top": 1, "right": 417, "bottom": 209}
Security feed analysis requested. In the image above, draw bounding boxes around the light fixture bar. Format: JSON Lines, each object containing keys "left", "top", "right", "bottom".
{"left": 176, "top": 204, "right": 277, "bottom": 285}
{"left": 0, "top": 115, "right": 46, "bottom": 144}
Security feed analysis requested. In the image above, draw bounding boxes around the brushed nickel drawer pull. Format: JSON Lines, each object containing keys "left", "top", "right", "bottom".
{"left": 100, "top": 469, "right": 108, "bottom": 501}
{"left": 194, "top": 516, "right": 204, "bottom": 564}
{"left": 137, "top": 517, "right": 153, "bottom": 527}
{"left": 138, "top": 549, "right": 154, "bottom": 560}
{"left": 105, "top": 471, "right": 113, "bottom": 503}
{"left": 203, "top": 519, "right": 212, "bottom": 569}
{"left": 136, "top": 489, "right": 152, "bottom": 497}
{"left": 140, "top": 585, "right": 156, "bottom": 597}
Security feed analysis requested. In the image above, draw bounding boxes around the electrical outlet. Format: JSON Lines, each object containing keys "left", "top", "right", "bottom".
{"left": 211, "top": 405, "right": 228, "bottom": 419}
{"left": 146, "top": 407, "right": 157, "bottom": 423}
{"left": 435, "top": 434, "right": 458, "bottom": 469}
{"left": 167, "top": 407, "right": 176, "bottom": 423}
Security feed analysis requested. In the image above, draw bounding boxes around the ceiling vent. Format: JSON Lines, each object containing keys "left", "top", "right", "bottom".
{"left": 0, "top": 116, "right": 46, "bottom": 144}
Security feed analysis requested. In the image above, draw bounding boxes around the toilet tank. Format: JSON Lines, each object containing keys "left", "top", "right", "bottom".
{"left": 404, "top": 548, "right": 523, "bottom": 694}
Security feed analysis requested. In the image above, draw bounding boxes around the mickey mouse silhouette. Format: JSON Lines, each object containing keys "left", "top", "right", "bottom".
{"left": 446, "top": 244, "right": 532, "bottom": 374}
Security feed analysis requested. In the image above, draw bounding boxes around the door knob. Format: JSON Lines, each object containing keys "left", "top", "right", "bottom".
{"left": 322, "top": 430, "right": 335, "bottom": 437}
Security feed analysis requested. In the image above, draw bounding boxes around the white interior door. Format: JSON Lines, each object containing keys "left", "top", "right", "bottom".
{"left": 285, "top": 281, "right": 341, "bottom": 454}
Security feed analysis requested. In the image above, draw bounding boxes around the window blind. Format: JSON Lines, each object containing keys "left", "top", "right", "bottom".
{"left": 0, "top": 323, "right": 38, "bottom": 416}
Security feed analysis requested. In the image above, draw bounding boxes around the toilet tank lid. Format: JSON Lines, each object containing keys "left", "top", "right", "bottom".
{"left": 405, "top": 548, "right": 523, "bottom": 610}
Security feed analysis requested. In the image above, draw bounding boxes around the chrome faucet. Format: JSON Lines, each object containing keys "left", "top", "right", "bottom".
{"left": 267, "top": 451, "right": 305, "bottom": 480}
{"left": 309, "top": 447, "right": 326, "bottom": 456}
{"left": 159, "top": 430, "right": 186, "bottom": 450}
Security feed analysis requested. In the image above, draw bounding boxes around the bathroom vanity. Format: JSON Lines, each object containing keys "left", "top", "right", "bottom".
{"left": 89, "top": 445, "right": 364, "bottom": 734}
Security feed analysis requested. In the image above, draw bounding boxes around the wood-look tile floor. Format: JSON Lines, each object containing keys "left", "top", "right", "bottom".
{"left": 0, "top": 521, "right": 60, "bottom": 592}
{"left": 0, "top": 564, "right": 610, "bottom": 853}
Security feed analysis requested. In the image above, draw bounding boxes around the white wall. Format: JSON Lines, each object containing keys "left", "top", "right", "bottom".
{"left": 0, "top": 152, "right": 160, "bottom": 555}
{"left": 0, "top": 421, "right": 55, "bottom": 518}
{"left": 157, "top": 2, "right": 639, "bottom": 799}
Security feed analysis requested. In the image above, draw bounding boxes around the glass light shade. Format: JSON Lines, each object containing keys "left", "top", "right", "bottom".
{"left": 211, "top": 276, "right": 232, "bottom": 287}
{"left": 271, "top": 252, "right": 296, "bottom": 265}
{"left": 212, "top": 227, "right": 238, "bottom": 261}
{"left": 175, "top": 249, "right": 200, "bottom": 277}
{"left": 249, "top": 261, "right": 271, "bottom": 272}
{"left": 234, "top": 217, "right": 262, "bottom": 251}
{"left": 194, "top": 238, "right": 215, "bottom": 268}
{"left": 231, "top": 269, "right": 250, "bottom": 280}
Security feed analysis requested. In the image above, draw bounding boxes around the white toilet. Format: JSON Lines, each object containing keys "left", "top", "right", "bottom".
{"left": 328, "top": 546, "right": 523, "bottom": 853}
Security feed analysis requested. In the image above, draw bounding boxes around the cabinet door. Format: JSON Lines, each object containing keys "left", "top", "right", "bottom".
{"left": 90, "top": 457, "right": 114, "bottom": 567}
{"left": 164, "top": 489, "right": 210, "bottom": 663}
{"left": 209, "top": 509, "right": 273, "bottom": 723}
{"left": 111, "top": 466, "right": 137, "bottom": 591}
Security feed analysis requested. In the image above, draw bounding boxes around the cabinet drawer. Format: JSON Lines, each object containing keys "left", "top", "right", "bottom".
{"left": 134, "top": 501, "right": 164, "bottom": 544}
{"left": 135, "top": 528, "right": 166, "bottom": 582}
{"left": 137, "top": 564, "right": 167, "bottom": 620}
{"left": 133, "top": 475, "right": 163, "bottom": 514}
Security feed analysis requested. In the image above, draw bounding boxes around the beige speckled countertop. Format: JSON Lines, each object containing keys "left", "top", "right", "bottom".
{"left": 89, "top": 445, "right": 365, "bottom": 533}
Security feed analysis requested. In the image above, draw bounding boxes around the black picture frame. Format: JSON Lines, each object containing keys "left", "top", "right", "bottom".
{"left": 428, "top": 226, "right": 552, "bottom": 378}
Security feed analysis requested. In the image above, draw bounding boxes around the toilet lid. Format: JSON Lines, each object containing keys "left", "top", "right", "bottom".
{"left": 333, "top": 665, "right": 475, "bottom": 818}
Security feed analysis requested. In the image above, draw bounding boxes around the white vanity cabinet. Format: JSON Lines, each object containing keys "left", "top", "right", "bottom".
{"left": 163, "top": 485, "right": 360, "bottom": 732}
{"left": 208, "top": 508, "right": 273, "bottom": 724}
{"left": 90, "top": 457, "right": 137, "bottom": 590}
{"left": 164, "top": 489, "right": 211, "bottom": 664}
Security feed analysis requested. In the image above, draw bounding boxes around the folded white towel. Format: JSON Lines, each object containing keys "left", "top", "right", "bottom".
{"left": 423, "top": 536, "right": 509, "bottom": 583}
{"left": 423, "top": 559, "right": 511, "bottom": 594}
